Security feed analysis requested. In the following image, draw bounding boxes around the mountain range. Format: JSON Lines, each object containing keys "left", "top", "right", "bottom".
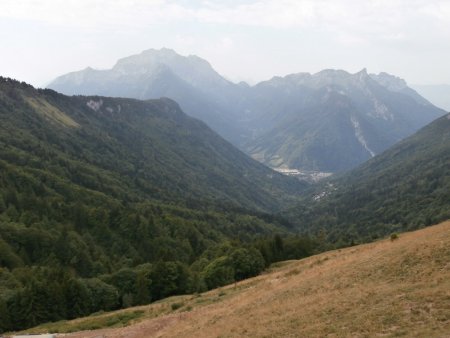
{"left": 241, "top": 69, "right": 444, "bottom": 171}
{"left": 48, "top": 48, "right": 445, "bottom": 173}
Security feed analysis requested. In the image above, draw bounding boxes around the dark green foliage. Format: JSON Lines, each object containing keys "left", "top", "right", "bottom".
{"left": 0, "top": 238, "right": 23, "bottom": 269}
{"left": 171, "top": 302, "right": 184, "bottom": 311}
{"left": 0, "top": 297, "right": 11, "bottom": 333}
{"left": 254, "top": 234, "right": 318, "bottom": 266}
{"left": 202, "top": 256, "right": 235, "bottom": 289}
{"left": 84, "top": 278, "right": 119, "bottom": 311}
{"left": 101, "top": 268, "right": 138, "bottom": 307}
{"left": 230, "top": 248, "right": 265, "bottom": 281}
{"left": 150, "top": 261, "right": 191, "bottom": 300}
{"left": 197, "top": 235, "right": 316, "bottom": 290}
{"left": 390, "top": 233, "right": 399, "bottom": 241}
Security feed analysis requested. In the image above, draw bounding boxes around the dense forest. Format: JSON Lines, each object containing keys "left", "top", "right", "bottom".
{"left": 0, "top": 77, "right": 314, "bottom": 332}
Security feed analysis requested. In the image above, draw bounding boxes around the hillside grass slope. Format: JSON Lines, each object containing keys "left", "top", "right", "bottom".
{"left": 17, "top": 220, "right": 450, "bottom": 338}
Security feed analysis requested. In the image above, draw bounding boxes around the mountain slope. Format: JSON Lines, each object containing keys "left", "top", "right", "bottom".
{"left": 289, "top": 112, "right": 450, "bottom": 243}
{"left": 246, "top": 88, "right": 380, "bottom": 171}
{"left": 370, "top": 71, "right": 432, "bottom": 105}
{"left": 21, "top": 221, "right": 450, "bottom": 338}
{"left": 243, "top": 69, "right": 445, "bottom": 172}
{"left": 1, "top": 77, "right": 302, "bottom": 212}
{"left": 47, "top": 48, "right": 244, "bottom": 143}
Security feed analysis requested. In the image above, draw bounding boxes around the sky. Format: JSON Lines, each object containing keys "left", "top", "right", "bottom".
{"left": 1, "top": 0, "right": 450, "bottom": 87}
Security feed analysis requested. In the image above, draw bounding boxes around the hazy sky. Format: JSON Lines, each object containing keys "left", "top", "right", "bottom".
{"left": 1, "top": 0, "right": 450, "bottom": 87}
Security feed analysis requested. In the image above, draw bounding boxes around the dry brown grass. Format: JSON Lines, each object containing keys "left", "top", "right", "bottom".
{"left": 23, "top": 221, "right": 450, "bottom": 338}
{"left": 25, "top": 96, "right": 80, "bottom": 128}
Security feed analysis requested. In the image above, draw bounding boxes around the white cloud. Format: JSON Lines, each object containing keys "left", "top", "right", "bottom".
{"left": 0, "top": 0, "right": 448, "bottom": 40}
{"left": 2, "top": 0, "right": 448, "bottom": 46}
{"left": 0, "top": 0, "right": 187, "bottom": 28}
{"left": 0, "top": 0, "right": 445, "bottom": 28}
{"left": 1, "top": 0, "right": 450, "bottom": 85}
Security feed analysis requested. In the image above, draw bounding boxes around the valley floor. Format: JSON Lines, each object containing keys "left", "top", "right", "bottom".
{"left": 17, "top": 221, "right": 450, "bottom": 338}
{"left": 272, "top": 167, "right": 333, "bottom": 182}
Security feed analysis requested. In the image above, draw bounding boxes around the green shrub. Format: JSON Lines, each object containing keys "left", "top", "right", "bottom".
{"left": 390, "top": 233, "right": 399, "bottom": 241}
{"left": 171, "top": 302, "right": 184, "bottom": 311}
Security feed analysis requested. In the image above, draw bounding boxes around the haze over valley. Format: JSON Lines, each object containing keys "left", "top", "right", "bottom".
{"left": 1, "top": 1, "right": 449, "bottom": 337}
{"left": 48, "top": 48, "right": 445, "bottom": 174}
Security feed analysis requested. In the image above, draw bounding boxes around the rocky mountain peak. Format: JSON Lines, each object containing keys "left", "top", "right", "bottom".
{"left": 355, "top": 68, "right": 369, "bottom": 81}
{"left": 370, "top": 72, "right": 408, "bottom": 92}
{"left": 111, "top": 48, "right": 230, "bottom": 91}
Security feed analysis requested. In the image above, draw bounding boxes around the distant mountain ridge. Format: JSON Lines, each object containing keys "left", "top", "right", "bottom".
{"left": 48, "top": 48, "right": 446, "bottom": 173}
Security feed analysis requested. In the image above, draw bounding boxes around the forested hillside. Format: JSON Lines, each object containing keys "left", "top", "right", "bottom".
{"left": 289, "top": 113, "right": 450, "bottom": 244}
{"left": 0, "top": 77, "right": 310, "bottom": 332}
